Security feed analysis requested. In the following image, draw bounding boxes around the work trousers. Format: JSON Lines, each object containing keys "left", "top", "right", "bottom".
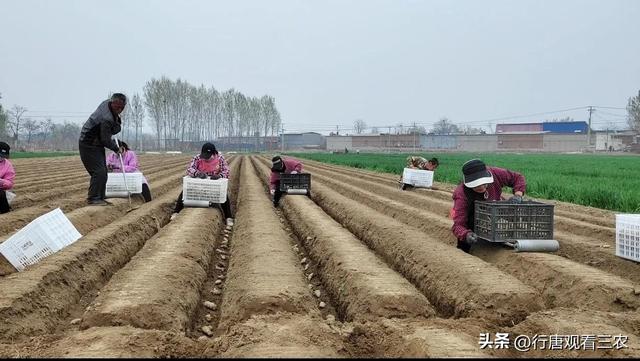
{"left": 0, "top": 190, "right": 10, "bottom": 214}
{"left": 79, "top": 142, "right": 107, "bottom": 202}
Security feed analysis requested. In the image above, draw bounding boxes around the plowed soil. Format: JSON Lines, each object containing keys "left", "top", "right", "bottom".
{"left": 0, "top": 154, "right": 638, "bottom": 358}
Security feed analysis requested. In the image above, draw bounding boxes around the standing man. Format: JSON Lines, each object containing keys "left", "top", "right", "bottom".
{"left": 78, "top": 93, "right": 126, "bottom": 206}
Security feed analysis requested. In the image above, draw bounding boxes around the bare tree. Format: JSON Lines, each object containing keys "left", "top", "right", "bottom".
{"left": 40, "top": 118, "right": 54, "bottom": 147}
{"left": 353, "top": 119, "right": 367, "bottom": 134}
{"left": 627, "top": 90, "right": 640, "bottom": 133}
{"left": 8, "top": 105, "right": 27, "bottom": 147}
{"left": 22, "top": 119, "right": 40, "bottom": 148}
{"left": 432, "top": 117, "right": 460, "bottom": 135}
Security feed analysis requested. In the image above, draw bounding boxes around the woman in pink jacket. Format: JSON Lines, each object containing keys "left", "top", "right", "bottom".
{"left": 0, "top": 141, "right": 16, "bottom": 214}
{"left": 170, "top": 142, "right": 234, "bottom": 227}
{"left": 451, "top": 159, "right": 526, "bottom": 253}
{"left": 270, "top": 155, "right": 304, "bottom": 207}
{"left": 106, "top": 141, "right": 152, "bottom": 202}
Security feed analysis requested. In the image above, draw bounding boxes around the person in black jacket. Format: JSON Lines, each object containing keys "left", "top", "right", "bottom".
{"left": 78, "top": 93, "right": 126, "bottom": 206}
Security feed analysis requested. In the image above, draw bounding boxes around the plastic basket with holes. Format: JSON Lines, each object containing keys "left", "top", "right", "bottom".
{"left": 0, "top": 208, "right": 82, "bottom": 271}
{"left": 401, "top": 168, "right": 434, "bottom": 188}
{"left": 105, "top": 172, "right": 143, "bottom": 197}
{"left": 182, "top": 176, "right": 228, "bottom": 204}
{"left": 616, "top": 214, "right": 640, "bottom": 262}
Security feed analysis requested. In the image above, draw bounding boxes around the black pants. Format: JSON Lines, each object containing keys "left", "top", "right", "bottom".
{"left": 79, "top": 142, "right": 107, "bottom": 202}
{"left": 0, "top": 190, "right": 11, "bottom": 214}
{"left": 174, "top": 191, "right": 232, "bottom": 219}
{"left": 141, "top": 184, "right": 152, "bottom": 202}
{"left": 457, "top": 240, "right": 472, "bottom": 253}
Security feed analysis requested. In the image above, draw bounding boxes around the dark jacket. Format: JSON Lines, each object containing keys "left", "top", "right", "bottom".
{"left": 79, "top": 100, "right": 122, "bottom": 152}
{"left": 451, "top": 166, "right": 526, "bottom": 241}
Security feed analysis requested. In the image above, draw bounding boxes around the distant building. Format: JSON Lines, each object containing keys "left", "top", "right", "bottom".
{"left": 496, "top": 121, "right": 589, "bottom": 134}
{"left": 281, "top": 132, "right": 326, "bottom": 150}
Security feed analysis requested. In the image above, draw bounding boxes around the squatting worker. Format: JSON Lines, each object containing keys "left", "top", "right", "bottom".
{"left": 400, "top": 155, "right": 439, "bottom": 191}
{"left": 106, "top": 141, "right": 152, "bottom": 202}
{"left": 0, "top": 141, "right": 16, "bottom": 214}
{"left": 170, "top": 142, "right": 234, "bottom": 227}
{"left": 79, "top": 93, "right": 126, "bottom": 206}
{"left": 451, "top": 159, "right": 526, "bottom": 253}
{"left": 269, "top": 155, "right": 303, "bottom": 207}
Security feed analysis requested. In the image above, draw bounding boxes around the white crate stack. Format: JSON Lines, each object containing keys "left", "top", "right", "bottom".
{"left": 182, "top": 177, "right": 228, "bottom": 207}
{"left": 105, "top": 172, "right": 144, "bottom": 198}
{"left": 402, "top": 168, "right": 434, "bottom": 188}
{"left": 0, "top": 208, "right": 82, "bottom": 271}
{"left": 616, "top": 214, "right": 640, "bottom": 262}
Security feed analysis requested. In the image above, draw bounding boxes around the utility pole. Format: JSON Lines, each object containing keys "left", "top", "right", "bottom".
{"left": 388, "top": 126, "right": 391, "bottom": 153}
{"left": 281, "top": 123, "right": 285, "bottom": 153}
{"left": 336, "top": 125, "right": 339, "bottom": 135}
{"left": 412, "top": 121, "right": 417, "bottom": 152}
{"left": 587, "top": 106, "right": 595, "bottom": 146}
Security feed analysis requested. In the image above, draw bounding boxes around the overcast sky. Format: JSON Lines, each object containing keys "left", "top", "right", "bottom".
{"left": 1, "top": 0, "right": 638, "bottom": 134}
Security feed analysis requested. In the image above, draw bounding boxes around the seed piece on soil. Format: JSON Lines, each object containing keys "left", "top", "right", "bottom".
{"left": 205, "top": 314, "right": 212, "bottom": 321}
{"left": 314, "top": 290, "right": 321, "bottom": 298}
{"left": 204, "top": 301, "right": 217, "bottom": 310}
{"left": 225, "top": 225, "right": 232, "bottom": 231}
{"left": 215, "top": 279, "right": 222, "bottom": 285}
{"left": 307, "top": 273, "right": 314, "bottom": 280}
{"left": 212, "top": 288, "right": 222, "bottom": 295}
{"left": 221, "top": 255, "right": 227, "bottom": 260}
{"left": 201, "top": 326, "right": 214, "bottom": 337}
{"left": 306, "top": 236, "right": 313, "bottom": 242}
{"left": 198, "top": 336, "right": 209, "bottom": 342}
{"left": 218, "top": 274, "right": 226, "bottom": 280}
{"left": 304, "top": 264, "right": 310, "bottom": 271}
{"left": 634, "top": 289, "right": 640, "bottom": 296}
{"left": 326, "top": 314, "right": 335, "bottom": 323}
{"left": 319, "top": 302, "right": 326, "bottom": 308}
{"left": 300, "top": 257, "right": 307, "bottom": 264}
{"left": 308, "top": 284, "right": 313, "bottom": 289}
{"left": 70, "top": 318, "right": 82, "bottom": 325}
{"left": 216, "top": 248, "right": 226, "bottom": 254}
{"left": 215, "top": 265, "right": 225, "bottom": 271}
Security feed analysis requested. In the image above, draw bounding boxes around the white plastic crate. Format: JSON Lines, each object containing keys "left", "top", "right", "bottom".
{"left": 0, "top": 208, "right": 82, "bottom": 271}
{"left": 402, "top": 168, "right": 434, "bottom": 188}
{"left": 182, "top": 177, "right": 228, "bottom": 205}
{"left": 105, "top": 172, "right": 143, "bottom": 198}
{"left": 616, "top": 214, "right": 640, "bottom": 262}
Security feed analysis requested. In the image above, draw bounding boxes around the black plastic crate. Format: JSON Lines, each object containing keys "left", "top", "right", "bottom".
{"left": 474, "top": 200, "right": 554, "bottom": 242}
{"left": 279, "top": 173, "right": 311, "bottom": 192}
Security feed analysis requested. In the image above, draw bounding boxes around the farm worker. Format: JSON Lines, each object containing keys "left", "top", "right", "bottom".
{"left": 400, "top": 156, "right": 439, "bottom": 191}
{"left": 270, "top": 155, "right": 303, "bottom": 207}
{"left": 78, "top": 93, "right": 126, "bottom": 206}
{"left": 451, "top": 159, "right": 526, "bottom": 253}
{"left": 0, "top": 141, "right": 16, "bottom": 214}
{"left": 106, "top": 141, "right": 152, "bottom": 202}
{"left": 170, "top": 142, "right": 234, "bottom": 227}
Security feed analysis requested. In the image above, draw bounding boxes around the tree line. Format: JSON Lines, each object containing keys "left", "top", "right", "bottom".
{"left": 0, "top": 76, "right": 282, "bottom": 151}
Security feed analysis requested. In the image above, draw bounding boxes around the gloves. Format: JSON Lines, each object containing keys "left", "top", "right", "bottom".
{"left": 509, "top": 195, "right": 523, "bottom": 204}
{"left": 210, "top": 174, "right": 221, "bottom": 180}
{"left": 465, "top": 232, "right": 478, "bottom": 245}
{"left": 270, "top": 189, "right": 275, "bottom": 196}
{"left": 194, "top": 171, "right": 207, "bottom": 179}
{"left": 107, "top": 164, "right": 114, "bottom": 171}
{"left": 290, "top": 171, "right": 298, "bottom": 174}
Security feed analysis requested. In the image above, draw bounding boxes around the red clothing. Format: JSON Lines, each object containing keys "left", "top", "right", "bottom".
{"left": 451, "top": 166, "right": 526, "bottom": 241}
{"left": 269, "top": 157, "right": 303, "bottom": 191}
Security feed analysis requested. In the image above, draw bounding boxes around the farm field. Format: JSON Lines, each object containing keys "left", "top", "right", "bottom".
{"left": 0, "top": 153, "right": 639, "bottom": 357}
{"left": 290, "top": 152, "right": 640, "bottom": 213}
